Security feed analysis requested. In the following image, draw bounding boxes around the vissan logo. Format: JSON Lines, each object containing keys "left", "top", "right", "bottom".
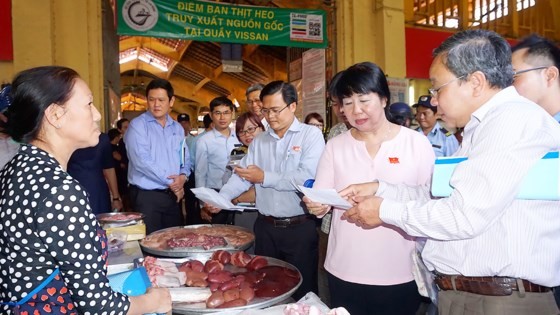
{"left": 122, "top": 0, "right": 158, "bottom": 32}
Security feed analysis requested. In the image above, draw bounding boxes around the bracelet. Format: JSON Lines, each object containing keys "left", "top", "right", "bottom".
{"left": 112, "top": 197, "right": 121, "bottom": 201}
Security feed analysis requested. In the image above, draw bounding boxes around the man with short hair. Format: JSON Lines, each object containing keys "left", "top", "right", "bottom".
{"left": 512, "top": 34, "right": 560, "bottom": 307}
{"left": 340, "top": 29, "right": 560, "bottom": 314}
{"left": 215, "top": 81, "right": 325, "bottom": 300}
{"left": 195, "top": 97, "right": 240, "bottom": 224}
{"left": 246, "top": 83, "right": 269, "bottom": 129}
{"left": 512, "top": 34, "right": 560, "bottom": 123}
{"left": 413, "top": 95, "right": 459, "bottom": 157}
{"left": 125, "top": 78, "right": 190, "bottom": 233}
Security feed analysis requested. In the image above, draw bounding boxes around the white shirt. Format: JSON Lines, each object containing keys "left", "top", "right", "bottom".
{"left": 0, "top": 136, "right": 19, "bottom": 170}
{"left": 379, "top": 87, "right": 560, "bottom": 286}
{"left": 220, "top": 118, "right": 325, "bottom": 217}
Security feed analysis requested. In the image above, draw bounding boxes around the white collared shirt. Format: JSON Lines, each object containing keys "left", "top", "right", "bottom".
{"left": 379, "top": 87, "right": 560, "bottom": 286}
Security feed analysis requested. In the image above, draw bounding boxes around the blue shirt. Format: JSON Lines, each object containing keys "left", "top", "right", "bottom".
{"left": 553, "top": 112, "right": 560, "bottom": 123}
{"left": 124, "top": 112, "right": 190, "bottom": 190}
{"left": 220, "top": 119, "right": 325, "bottom": 217}
{"left": 417, "top": 121, "right": 459, "bottom": 157}
{"left": 185, "top": 134, "right": 196, "bottom": 171}
{"left": 195, "top": 129, "right": 240, "bottom": 190}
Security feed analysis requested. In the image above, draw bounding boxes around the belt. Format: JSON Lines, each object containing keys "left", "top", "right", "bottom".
{"left": 131, "top": 185, "right": 173, "bottom": 195}
{"left": 434, "top": 274, "right": 551, "bottom": 296}
{"left": 258, "top": 214, "right": 311, "bottom": 228}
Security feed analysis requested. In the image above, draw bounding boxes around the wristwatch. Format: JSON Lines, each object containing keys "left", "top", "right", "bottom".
{"left": 112, "top": 197, "right": 122, "bottom": 201}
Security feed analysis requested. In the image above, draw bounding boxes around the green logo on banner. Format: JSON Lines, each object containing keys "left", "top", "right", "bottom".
{"left": 117, "top": 0, "right": 327, "bottom": 48}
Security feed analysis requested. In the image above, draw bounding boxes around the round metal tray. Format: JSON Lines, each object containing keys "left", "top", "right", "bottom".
{"left": 140, "top": 253, "right": 302, "bottom": 314}
{"left": 97, "top": 212, "right": 145, "bottom": 224}
{"left": 140, "top": 225, "right": 255, "bottom": 257}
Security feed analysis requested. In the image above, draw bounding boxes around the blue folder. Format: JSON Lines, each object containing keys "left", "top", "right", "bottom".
{"left": 431, "top": 151, "right": 560, "bottom": 200}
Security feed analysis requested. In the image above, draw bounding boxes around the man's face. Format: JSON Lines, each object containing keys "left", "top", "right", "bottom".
{"left": 246, "top": 90, "right": 263, "bottom": 118}
{"left": 331, "top": 97, "right": 349, "bottom": 125}
{"left": 180, "top": 120, "right": 191, "bottom": 135}
{"left": 147, "top": 88, "right": 174, "bottom": 122}
{"left": 428, "top": 55, "right": 473, "bottom": 129}
{"left": 211, "top": 104, "right": 234, "bottom": 131}
{"left": 512, "top": 48, "right": 547, "bottom": 106}
{"left": 261, "top": 92, "right": 295, "bottom": 136}
{"left": 119, "top": 120, "right": 129, "bottom": 134}
{"left": 415, "top": 106, "right": 438, "bottom": 131}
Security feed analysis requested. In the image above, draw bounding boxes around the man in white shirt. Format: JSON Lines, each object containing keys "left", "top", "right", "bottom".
{"left": 511, "top": 34, "right": 560, "bottom": 123}
{"left": 212, "top": 81, "right": 325, "bottom": 300}
{"left": 338, "top": 29, "right": 560, "bottom": 314}
{"left": 245, "top": 83, "right": 269, "bottom": 129}
{"left": 195, "top": 97, "right": 240, "bottom": 224}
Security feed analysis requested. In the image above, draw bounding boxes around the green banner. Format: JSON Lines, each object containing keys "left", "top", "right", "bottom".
{"left": 117, "top": 0, "right": 327, "bottom": 48}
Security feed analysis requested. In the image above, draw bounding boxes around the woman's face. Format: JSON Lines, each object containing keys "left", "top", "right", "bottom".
{"left": 238, "top": 119, "right": 263, "bottom": 146}
{"left": 341, "top": 92, "right": 387, "bottom": 132}
{"left": 306, "top": 118, "right": 324, "bottom": 130}
{"left": 58, "top": 78, "right": 101, "bottom": 148}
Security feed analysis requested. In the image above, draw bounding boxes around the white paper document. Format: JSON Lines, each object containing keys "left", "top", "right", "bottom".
{"left": 297, "top": 185, "right": 353, "bottom": 210}
{"left": 190, "top": 187, "right": 257, "bottom": 211}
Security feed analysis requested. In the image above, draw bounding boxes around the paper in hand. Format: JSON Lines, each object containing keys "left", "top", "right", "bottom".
{"left": 297, "top": 185, "right": 352, "bottom": 210}
{"left": 190, "top": 187, "right": 256, "bottom": 211}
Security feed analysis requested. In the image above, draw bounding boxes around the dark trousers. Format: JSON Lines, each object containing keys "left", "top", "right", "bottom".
{"left": 129, "top": 185, "right": 182, "bottom": 234}
{"left": 184, "top": 172, "right": 202, "bottom": 225}
{"left": 328, "top": 273, "right": 421, "bottom": 315}
{"left": 254, "top": 215, "right": 318, "bottom": 300}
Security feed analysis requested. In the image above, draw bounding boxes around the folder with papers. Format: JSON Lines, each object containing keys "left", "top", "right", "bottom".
{"left": 431, "top": 151, "right": 560, "bottom": 200}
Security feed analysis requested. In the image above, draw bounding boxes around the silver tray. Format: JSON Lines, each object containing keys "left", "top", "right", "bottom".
{"left": 97, "top": 212, "right": 145, "bottom": 224}
{"left": 140, "top": 225, "right": 255, "bottom": 257}
{"left": 137, "top": 253, "right": 302, "bottom": 314}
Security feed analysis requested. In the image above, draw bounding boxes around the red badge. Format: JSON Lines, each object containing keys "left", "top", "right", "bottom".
{"left": 389, "top": 157, "right": 399, "bottom": 164}
{"left": 292, "top": 146, "right": 301, "bottom": 152}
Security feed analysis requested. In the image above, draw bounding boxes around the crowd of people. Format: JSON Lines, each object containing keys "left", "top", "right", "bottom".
{"left": 1, "top": 29, "right": 560, "bottom": 315}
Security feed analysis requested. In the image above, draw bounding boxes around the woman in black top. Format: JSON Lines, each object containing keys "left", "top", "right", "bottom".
{"left": 0, "top": 66, "right": 171, "bottom": 314}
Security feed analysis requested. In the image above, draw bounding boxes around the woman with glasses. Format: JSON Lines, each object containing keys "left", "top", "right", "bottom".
{"left": 304, "top": 112, "right": 325, "bottom": 131}
{"left": 217, "top": 112, "right": 265, "bottom": 253}
{"left": 303, "top": 62, "right": 435, "bottom": 315}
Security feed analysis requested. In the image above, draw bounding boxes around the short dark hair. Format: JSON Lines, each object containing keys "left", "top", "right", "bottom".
{"left": 202, "top": 113, "right": 212, "bottom": 129}
{"left": 146, "top": 78, "right": 174, "bottom": 99}
{"left": 328, "top": 71, "right": 344, "bottom": 102}
{"left": 304, "top": 112, "right": 324, "bottom": 124}
{"left": 433, "top": 29, "right": 514, "bottom": 89}
{"left": 260, "top": 81, "right": 298, "bottom": 105}
{"left": 235, "top": 112, "right": 265, "bottom": 143}
{"left": 108, "top": 128, "right": 121, "bottom": 141}
{"left": 246, "top": 83, "right": 265, "bottom": 97}
{"left": 116, "top": 118, "right": 129, "bottom": 130}
{"left": 6, "top": 66, "right": 80, "bottom": 143}
{"left": 210, "top": 96, "right": 234, "bottom": 112}
{"left": 512, "top": 34, "right": 560, "bottom": 70}
{"left": 335, "top": 62, "right": 391, "bottom": 118}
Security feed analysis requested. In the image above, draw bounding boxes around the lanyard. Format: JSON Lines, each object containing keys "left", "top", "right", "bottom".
{"left": 2, "top": 268, "right": 60, "bottom": 307}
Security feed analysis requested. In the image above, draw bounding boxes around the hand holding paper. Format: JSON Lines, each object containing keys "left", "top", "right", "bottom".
{"left": 298, "top": 185, "right": 353, "bottom": 210}
{"left": 191, "top": 187, "right": 256, "bottom": 211}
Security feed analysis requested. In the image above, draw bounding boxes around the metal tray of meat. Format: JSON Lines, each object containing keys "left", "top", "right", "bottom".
{"left": 137, "top": 253, "right": 302, "bottom": 314}
{"left": 96, "top": 212, "right": 145, "bottom": 224}
{"left": 139, "top": 225, "right": 255, "bottom": 257}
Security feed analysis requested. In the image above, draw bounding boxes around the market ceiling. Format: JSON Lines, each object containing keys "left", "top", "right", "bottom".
{"left": 119, "top": 0, "right": 332, "bottom": 115}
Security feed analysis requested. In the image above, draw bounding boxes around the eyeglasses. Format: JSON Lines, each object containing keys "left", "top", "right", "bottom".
{"left": 308, "top": 123, "right": 324, "bottom": 129}
{"left": 261, "top": 104, "right": 290, "bottom": 116}
{"left": 246, "top": 99, "right": 262, "bottom": 105}
{"left": 429, "top": 75, "right": 466, "bottom": 98}
{"left": 212, "top": 110, "right": 232, "bottom": 117}
{"left": 513, "top": 66, "right": 548, "bottom": 80}
{"left": 238, "top": 126, "right": 259, "bottom": 136}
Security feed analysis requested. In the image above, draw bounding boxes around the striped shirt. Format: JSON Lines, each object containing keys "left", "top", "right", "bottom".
{"left": 379, "top": 87, "right": 560, "bottom": 286}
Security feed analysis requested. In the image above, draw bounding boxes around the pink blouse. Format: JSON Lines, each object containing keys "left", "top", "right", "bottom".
{"left": 315, "top": 127, "right": 434, "bottom": 285}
